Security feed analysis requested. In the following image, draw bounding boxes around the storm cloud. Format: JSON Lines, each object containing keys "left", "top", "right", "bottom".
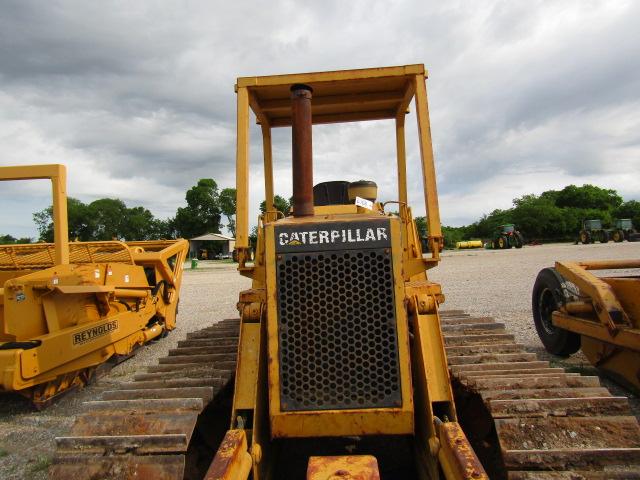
{"left": 1, "top": 0, "right": 638, "bottom": 237}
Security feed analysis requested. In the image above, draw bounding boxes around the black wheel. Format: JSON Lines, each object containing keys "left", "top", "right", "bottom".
{"left": 514, "top": 232, "right": 524, "bottom": 248}
{"left": 491, "top": 240, "right": 497, "bottom": 249}
{"left": 498, "top": 236, "right": 508, "bottom": 249}
{"left": 625, "top": 229, "right": 637, "bottom": 241}
{"left": 532, "top": 268, "right": 581, "bottom": 356}
{"left": 579, "top": 231, "right": 590, "bottom": 244}
{"left": 599, "top": 230, "right": 609, "bottom": 243}
{"left": 612, "top": 230, "right": 623, "bottom": 242}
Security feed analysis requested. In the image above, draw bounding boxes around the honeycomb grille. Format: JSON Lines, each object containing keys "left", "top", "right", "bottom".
{"left": 276, "top": 248, "right": 401, "bottom": 411}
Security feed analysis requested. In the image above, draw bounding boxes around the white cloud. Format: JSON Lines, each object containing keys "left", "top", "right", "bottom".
{"left": 1, "top": 0, "right": 638, "bottom": 238}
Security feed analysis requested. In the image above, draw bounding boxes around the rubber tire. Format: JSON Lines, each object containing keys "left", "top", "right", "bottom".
{"left": 514, "top": 232, "right": 524, "bottom": 248}
{"left": 532, "top": 268, "right": 581, "bottom": 356}
{"left": 599, "top": 230, "right": 609, "bottom": 243}
{"left": 498, "top": 236, "right": 508, "bottom": 249}
{"left": 612, "top": 230, "right": 623, "bottom": 242}
{"left": 579, "top": 231, "right": 590, "bottom": 244}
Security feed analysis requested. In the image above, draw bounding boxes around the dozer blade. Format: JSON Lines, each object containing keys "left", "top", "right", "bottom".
{"left": 51, "top": 318, "right": 239, "bottom": 480}
{"left": 441, "top": 310, "right": 640, "bottom": 479}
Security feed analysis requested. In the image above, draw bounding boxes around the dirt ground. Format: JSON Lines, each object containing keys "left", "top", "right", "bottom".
{"left": 0, "top": 241, "right": 638, "bottom": 479}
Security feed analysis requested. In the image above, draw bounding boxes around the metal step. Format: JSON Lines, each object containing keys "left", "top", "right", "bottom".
{"left": 470, "top": 375, "right": 601, "bottom": 391}
{"left": 101, "top": 386, "right": 215, "bottom": 402}
{"left": 442, "top": 322, "right": 506, "bottom": 334}
{"left": 50, "top": 455, "right": 184, "bottom": 480}
{"left": 440, "top": 316, "right": 496, "bottom": 325}
{"left": 158, "top": 353, "right": 236, "bottom": 364}
{"left": 445, "top": 343, "right": 526, "bottom": 356}
{"left": 445, "top": 333, "right": 515, "bottom": 346}
{"left": 502, "top": 447, "right": 640, "bottom": 470}
{"left": 448, "top": 352, "right": 537, "bottom": 366}
{"left": 489, "top": 396, "right": 632, "bottom": 418}
{"left": 451, "top": 361, "right": 549, "bottom": 373}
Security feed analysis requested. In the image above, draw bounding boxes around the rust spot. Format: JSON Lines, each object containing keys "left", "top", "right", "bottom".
{"left": 307, "top": 455, "right": 380, "bottom": 480}
{"left": 204, "top": 429, "right": 246, "bottom": 479}
{"left": 439, "top": 422, "right": 489, "bottom": 480}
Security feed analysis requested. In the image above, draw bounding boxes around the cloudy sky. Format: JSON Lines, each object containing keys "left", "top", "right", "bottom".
{"left": 1, "top": 0, "right": 638, "bottom": 238}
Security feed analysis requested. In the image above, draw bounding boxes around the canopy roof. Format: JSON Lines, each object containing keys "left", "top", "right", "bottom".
{"left": 190, "top": 233, "right": 235, "bottom": 242}
{"left": 236, "top": 64, "right": 426, "bottom": 128}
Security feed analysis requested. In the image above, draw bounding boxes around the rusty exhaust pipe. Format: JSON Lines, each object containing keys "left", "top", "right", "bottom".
{"left": 290, "top": 84, "right": 314, "bottom": 217}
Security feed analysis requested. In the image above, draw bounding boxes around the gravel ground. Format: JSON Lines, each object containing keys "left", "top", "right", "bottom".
{"left": 0, "top": 242, "right": 638, "bottom": 478}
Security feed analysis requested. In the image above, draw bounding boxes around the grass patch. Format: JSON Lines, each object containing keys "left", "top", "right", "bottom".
{"left": 29, "top": 455, "right": 51, "bottom": 474}
{"left": 0, "top": 448, "right": 8, "bottom": 457}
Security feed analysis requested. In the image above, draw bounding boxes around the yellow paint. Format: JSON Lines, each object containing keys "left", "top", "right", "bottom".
{"left": 0, "top": 202, "right": 188, "bottom": 403}
{"left": 235, "top": 86, "right": 251, "bottom": 261}
{"left": 307, "top": 455, "right": 380, "bottom": 480}
{"left": 456, "top": 240, "right": 483, "bottom": 249}
{"left": 206, "top": 429, "right": 252, "bottom": 480}
{"left": 0, "top": 164, "right": 69, "bottom": 265}
{"left": 224, "top": 65, "right": 489, "bottom": 477}
{"left": 548, "top": 259, "right": 639, "bottom": 393}
{"left": 413, "top": 75, "right": 442, "bottom": 258}
{"left": 437, "top": 422, "right": 488, "bottom": 480}
{"left": 232, "top": 322, "right": 260, "bottom": 410}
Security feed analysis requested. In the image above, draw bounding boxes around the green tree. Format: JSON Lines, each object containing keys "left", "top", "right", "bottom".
{"left": 0, "top": 234, "right": 17, "bottom": 244}
{"left": 150, "top": 218, "right": 176, "bottom": 239}
{"left": 33, "top": 197, "right": 93, "bottom": 242}
{"left": 173, "top": 179, "right": 222, "bottom": 238}
{"left": 120, "top": 206, "right": 159, "bottom": 240}
{"left": 0, "top": 234, "right": 32, "bottom": 244}
{"left": 260, "top": 195, "right": 291, "bottom": 216}
{"left": 441, "top": 226, "right": 466, "bottom": 248}
{"left": 466, "top": 209, "right": 513, "bottom": 239}
{"left": 511, "top": 194, "right": 566, "bottom": 239}
{"left": 219, "top": 188, "right": 237, "bottom": 237}
{"left": 248, "top": 225, "right": 259, "bottom": 250}
{"left": 33, "top": 197, "right": 167, "bottom": 241}
{"left": 87, "top": 198, "right": 128, "bottom": 240}
{"left": 555, "top": 184, "right": 622, "bottom": 211}
{"left": 414, "top": 216, "right": 427, "bottom": 238}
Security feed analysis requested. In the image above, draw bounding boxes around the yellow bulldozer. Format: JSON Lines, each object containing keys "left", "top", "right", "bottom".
{"left": 51, "top": 65, "right": 639, "bottom": 479}
{"left": 0, "top": 164, "right": 188, "bottom": 407}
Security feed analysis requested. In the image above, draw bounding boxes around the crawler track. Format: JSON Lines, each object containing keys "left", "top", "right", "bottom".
{"left": 441, "top": 310, "right": 640, "bottom": 479}
{"left": 50, "top": 312, "right": 640, "bottom": 479}
{"left": 50, "top": 318, "right": 239, "bottom": 480}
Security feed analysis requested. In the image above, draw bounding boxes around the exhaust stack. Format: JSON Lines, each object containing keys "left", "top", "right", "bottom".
{"left": 290, "top": 84, "right": 314, "bottom": 217}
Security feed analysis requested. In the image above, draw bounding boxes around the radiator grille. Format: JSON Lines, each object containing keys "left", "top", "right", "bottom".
{"left": 276, "top": 249, "right": 401, "bottom": 411}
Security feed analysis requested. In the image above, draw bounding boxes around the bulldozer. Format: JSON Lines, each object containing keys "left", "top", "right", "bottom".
{"left": 0, "top": 164, "right": 188, "bottom": 407}
{"left": 51, "top": 65, "right": 640, "bottom": 479}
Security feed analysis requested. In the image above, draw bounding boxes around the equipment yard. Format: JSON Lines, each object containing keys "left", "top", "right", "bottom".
{"left": 0, "top": 242, "right": 638, "bottom": 479}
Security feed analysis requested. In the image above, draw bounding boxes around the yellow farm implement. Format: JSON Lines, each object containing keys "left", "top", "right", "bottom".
{"left": 533, "top": 259, "right": 640, "bottom": 393}
{"left": 0, "top": 165, "right": 188, "bottom": 407}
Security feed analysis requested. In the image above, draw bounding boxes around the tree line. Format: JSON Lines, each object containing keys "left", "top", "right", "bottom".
{"left": 416, "top": 184, "right": 640, "bottom": 248}
{"left": 1, "top": 179, "right": 237, "bottom": 244}
{"left": 2, "top": 181, "right": 638, "bottom": 247}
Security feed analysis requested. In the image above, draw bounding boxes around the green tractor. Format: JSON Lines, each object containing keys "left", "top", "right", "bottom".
{"left": 490, "top": 223, "right": 524, "bottom": 249}
{"left": 611, "top": 218, "right": 638, "bottom": 242}
{"left": 578, "top": 219, "right": 609, "bottom": 244}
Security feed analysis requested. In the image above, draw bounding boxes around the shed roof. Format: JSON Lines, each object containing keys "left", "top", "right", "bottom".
{"left": 189, "top": 233, "right": 235, "bottom": 242}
